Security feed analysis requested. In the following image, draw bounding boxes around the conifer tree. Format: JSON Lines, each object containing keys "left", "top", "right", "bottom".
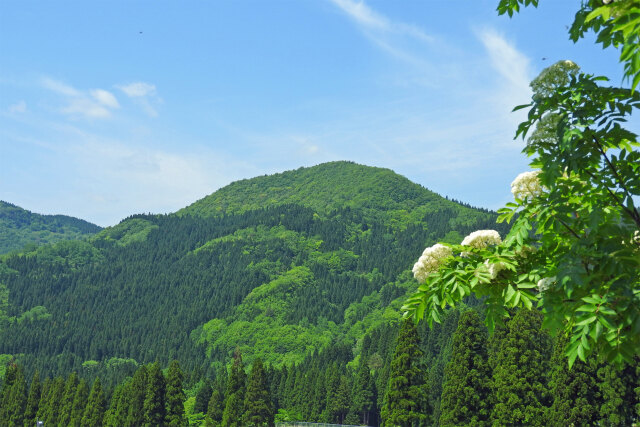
{"left": 42, "top": 376, "right": 65, "bottom": 426}
{"left": 58, "top": 371, "right": 79, "bottom": 426}
{"left": 143, "top": 362, "right": 167, "bottom": 426}
{"left": 7, "top": 365, "right": 27, "bottom": 427}
{"left": 206, "top": 389, "right": 224, "bottom": 427}
{"left": 126, "top": 364, "right": 148, "bottom": 426}
{"left": 547, "top": 334, "right": 599, "bottom": 426}
{"left": 24, "top": 370, "right": 41, "bottom": 427}
{"left": 104, "top": 382, "right": 128, "bottom": 427}
{"left": 35, "top": 377, "right": 52, "bottom": 425}
{"left": 69, "top": 378, "right": 89, "bottom": 427}
{"left": 194, "top": 380, "right": 212, "bottom": 414}
{"left": 0, "top": 362, "right": 18, "bottom": 425}
{"left": 597, "top": 362, "right": 638, "bottom": 425}
{"left": 351, "top": 357, "right": 375, "bottom": 426}
{"left": 439, "top": 310, "right": 491, "bottom": 426}
{"left": 490, "top": 309, "right": 551, "bottom": 426}
{"left": 221, "top": 350, "right": 246, "bottom": 427}
{"left": 242, "top": 358, "right": 274, "bottom": 427}
{"left": 380, "top": 319, "right": 428, "bottom": 426}
{"left": 166, "top": 360, "right": 187, "bottom": 426}
{"left": 81, "top": 378, "right": 106, "bottom": 427}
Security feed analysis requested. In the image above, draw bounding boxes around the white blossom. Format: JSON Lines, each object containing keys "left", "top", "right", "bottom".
{"left": 511, "top": 170, "right": 543, "bottom": 201}
{"left": 537, "top": 276, "right": 555, "bottom": 293}
{"left": 412, "top": 243, "right": 452, "bottom": 282}
{"left": 484, "top": 259, "right": 506, "bottom": 280}
{"left": 634, "top": 230, "right": 640, "bottom": 245}
{"left": 461, "top": 230, "right": 502, "bottom": 249}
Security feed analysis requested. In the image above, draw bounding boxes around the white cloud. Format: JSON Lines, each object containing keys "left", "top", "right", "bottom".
{"left": 117, "top": 82, "right": 156, "bottom": 98}
{"left": 90, "top": 89, "right": 120, "bottom": 109}
{"left": 40, "top": 77, "right": 120, "bottom": 120}
{"left": 329, "top": 0, "right": 437, "bottom": 66}
{"left": 9, "top": 100, "right": 27, "bottom": 113}
{"left": 116, "top": 82, "right": 160, "bottom": 117}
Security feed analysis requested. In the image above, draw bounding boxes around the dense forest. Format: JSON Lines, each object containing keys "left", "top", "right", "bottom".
{"left": 1, "top": 306, "right": 638, "bottom": 426}
{"left": 0, "top": 201, "right": 101, "bottom": 255}
{"left": 0, "top": 162, "right": 637, "bottom": 425}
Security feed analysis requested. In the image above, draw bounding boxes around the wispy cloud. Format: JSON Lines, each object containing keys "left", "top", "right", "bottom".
{"left": 8, "top": 100, "right": 27, "bottom": 113}
{"left": 117, "top": 82, "right": 160, "bottom": 117}
{"left": 40, "top": 77, "right": 120, "bottom": 119}
{"left": 329, "top": 0, "right": 437, "bottom": 66}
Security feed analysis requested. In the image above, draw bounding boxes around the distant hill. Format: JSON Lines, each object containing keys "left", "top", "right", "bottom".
{"left": 0, "top": 201, "right": 102, "bottom": 254}
{"left": 0, "top": 161, "right": 508, "bottom": 382}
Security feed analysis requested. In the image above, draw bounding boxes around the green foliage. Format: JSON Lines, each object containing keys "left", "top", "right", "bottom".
{"left": 490, "top": 309, "right": 551, "bottom": 426}
{"left": 0, "top": 201, "right": 101, "bottom": 255}
{"left": 81, "top": 378, "right": 105, "bottom": 427}
{"left": 166, "top": 360, "right": 187, "bottom": 426}
{"left": 242, "top": 358, "right": 274, "bottom": 426}
{"left": 380, "top": 319, "right": 428, "bottom": 426}
{"left": 143, "top": 363, "right": 167, "bottom": 426}
{"left": 439, "top": 310, "right": 491, "bottom": 426}
{"left": 406, "top": 1, "right": 640, "bottom": 365}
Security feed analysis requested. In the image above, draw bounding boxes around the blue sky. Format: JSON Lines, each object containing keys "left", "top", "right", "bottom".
{"left": 0, "top": 0, "right": 630, "bottom": 226}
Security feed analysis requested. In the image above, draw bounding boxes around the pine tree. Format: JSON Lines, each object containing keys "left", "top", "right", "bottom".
{"left": 194, "top": 380, "right": 212, "bottom": 414}
{"left": 547, "top": 334, "right": 599, "bottom": 425}
{"left": 221, "top": 351, "right": 246, "bottom": 427}
{"left": 0, "top": 362, "right": 18, "bottom": 425}
{"left": 439, "top": 310, "right": 491, "bottom": 426}
{"left": 35, "top": 377, "right": 52, "bottom": 425}
{"left": 104, "top": 381, "right": 128, "bottom": 427}
{"left": 69, "top": 378, "right": 89, "bottom": 427}
{"left": 126, "top": 364, "right": 148, "bottom": 426}
{"left": 81, "top": 378, "right": 106, "bottom": 427}
{"left": 490, "top": 309, "right": 551, "bottom": 426}
{"left": 143, "top": 362, "right": 167, "bottom": 426}
{"left": 7, "top": 365, "right": 27, "bottom": 427}
{"left": 24, "top": 370, "right": 41, "bottom": 427}
{"left": 58, "top": 371, "right": 79, "bottom": 426}
{"left": 42, "top": 376, "right": 65, "bottom": 426}
{"left": 166, "top": 360, "right": 187, "bottom": 426}
{"left": 242, "top": 358, "right": 274, "bottom": 427}
{"left": 206, "top": 389, "right": 224, "bottom": 426}
{"left": 351, "top": 357, "right": 375, "bottom": 426}
{"left": 380, "top": 319, "right": 428, "bottom": 426}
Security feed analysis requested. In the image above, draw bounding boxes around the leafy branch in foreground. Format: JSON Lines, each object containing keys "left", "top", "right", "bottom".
{"left": 404, "top": 0, "right": 640, "bottom": 366}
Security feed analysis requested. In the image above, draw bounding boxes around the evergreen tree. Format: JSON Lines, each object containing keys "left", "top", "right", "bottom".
{"left": 42, "top": 376, "right": 65, "bottom": 426}
{"left": 24, "top": 370, "right": 41, "bottom": 427}
{"left": 166, "top": 360, "right": 187, "bottom": 426}
{"left": 35, "top": 377, "right": 52, "bottom": 425}
{"left": 597, "top": 362, "right": 637, "bottom": 426}
{"left": 242, "top": 358, "right": 274, "bottom": 427}
{"left": 143, "top": 362, "right": 167, "bottom": 426}
{"left": 350, "top": 357, "right": 375, "bottom": 426}
{"left": 380, "top": 319, "right": 428, "bottom": 426}
{"left": 81, "top": 378, "right": 106, "bottom": 427}
{"left": 194, "top": 380, "right": 212, "bottom": 414}
{"left": 221, "top": 350, "right": 246, "bottom": 427}
{"left": 439, "top": 310, "right": 491, "bottom": 426}
{"left": 126, "top": 364, "right": 148, "bottom": 426}
{"left": 206, "top": 389, "right": 224, "bottom": 426}
{"left": 490, "top": 309, "right": 551, "bottom": 426}
{"left": 0, "top": 362, "right": 18, "bottom": 425}
{"left": 547, "top": 334, "right": 599, "bottom": 426}
{"left": 7, "top": 365, "right": 27, "bottom": 427}
{"left": 58, "top": 371, "right": 79, "bottom": 426}
{"left": 104, "top": 381, "right": 128, "bottom": 427}
{"left": 69, "top": 378, "right": 89, "bottom": 427}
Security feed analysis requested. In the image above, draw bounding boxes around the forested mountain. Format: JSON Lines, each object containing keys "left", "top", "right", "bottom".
{"left": 0, "top": 162, "right": 506, "bottom": 381}
{"left": 0, "top": 201, "right": 101, "bottom": 254}
{"left": 0, "top": 161, "right": 638, "bottom": 425}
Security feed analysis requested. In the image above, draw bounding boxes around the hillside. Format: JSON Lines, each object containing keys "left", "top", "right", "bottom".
{"left": 0, "top": 201, "right": 101, "bottom": 254}
{"left": 0, "top": 161, "right": 508, "bottom": 382}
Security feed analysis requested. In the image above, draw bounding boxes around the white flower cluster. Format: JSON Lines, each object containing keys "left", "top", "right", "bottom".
{"left": 537, "top": 276, "right": 556, "bottom": 293}
{"left": 634, "top": 230, "right": 640, "bottom": 245}
{"left": 484, "top": 259, "right": 506, "bottom": 280}
{"left": 412, "top": 243, "right": 452, "bottom": 283}
{"left": 461, "top": 230, "right": 502, "bottom": 249}
{"left": 511, "top": 170, "right": 543, "bottom": 201}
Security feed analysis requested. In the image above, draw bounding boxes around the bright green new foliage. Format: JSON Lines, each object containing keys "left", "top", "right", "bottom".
{"left": 404, "top": 0, "right": 640, "bottom": 366}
